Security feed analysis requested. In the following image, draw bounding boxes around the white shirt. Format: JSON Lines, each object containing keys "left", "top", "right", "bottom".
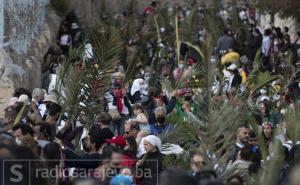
{"left": 262, "top": 36, "right": 271, "bottom": 56}
{"left": 38, "top": 103, "right": 47, "bottom": 118}
{"left": 236, "top": 142, "right": 245, "bottom": 148}
{"left": 60, "top": 34, "right": 71, "bottom": 46}
{"left": 84, "top": 43, "right": 94, "bottom": 59}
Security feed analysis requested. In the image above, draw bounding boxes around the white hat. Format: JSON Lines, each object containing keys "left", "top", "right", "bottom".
{"left": 143, "top": 135, "right": 162, "bottom": 152}
{"left": 43, "top": 94, "right": 58, "bottom": 104}
{"left": 17, "top": 94, "right": 30, "bottom": 105}
{"left": 227, "top": 63, "right": 237, "bottom": 70}
{"left": 259, "top": 95, "right": 270, "bottom": 102}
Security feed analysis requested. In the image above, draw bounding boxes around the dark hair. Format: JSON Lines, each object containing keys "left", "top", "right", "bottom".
{"left": 159, "top": 168, "right": 198, "bottom": 185}
{"left": 43, "top": 142, "right": 61, "bottom": 168}
{"left": 194, "top": 170, "right": 217, "bottom": 184}
{"left": 102, "top": 145, "right": 123, "bottom": 160}
{"left": 227, "top": 175, "right": 243, "bottom": 184}
{"left": 89, "top": 135, "right": 105, "bottom": 151}
{"left": 132, "top": 103, "right": 148, "bottom": 117}
{"left": 254, "top": 28, "right": 261, "bottom": 35}
{"left": 130, "top": 124, "right": 140, "bottom": 131}
{"left": 13, "top": 146, "right": 49, "bottom": 184}
{"left": 13, "top": 88, "right": 32, "bottom": 100}
{"left": 48, "top": 103, "right": 62, "bottom": 116}
{"left": 39, "top": 123, "right": 51, "bottom": 139}
{"left": 223, "top": 28, "right": 229, "bottom": 35}
{"left": 249, "top": 131, "right": 256, "bottom": 139}
{"left": 264, "top": 29, "right": 272, "bottom": 36}
{"left": 284, "top": 27, "right": 289, "bottom": 33}
{"left": 13, "top": 123, "right": 34, "bottom": 137}
{"left": 124, "top": 136, "right": 138, "bottom": 158}
{"left": 97, "top": 113, "right": 112, "bottom": 126}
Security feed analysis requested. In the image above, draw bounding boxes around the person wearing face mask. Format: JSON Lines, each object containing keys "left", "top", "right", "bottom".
{"left": 173, "top": 58, "right": 192, "bottom": 83}
{"left": 150, "top": 106, "right": 174, "bottom": 136}
{"left": 13, "top": 123, "right": 35, "bottom": 146}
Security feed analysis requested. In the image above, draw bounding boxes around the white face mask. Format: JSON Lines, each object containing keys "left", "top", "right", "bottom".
{"left": 188, "top": 65, "right": 193, "bottom": 70}
{"left": 15, "top": 138, "right": 22, "bottom": 145}
{"left": 178, "top": 64, "right": 184, "bottom": 69}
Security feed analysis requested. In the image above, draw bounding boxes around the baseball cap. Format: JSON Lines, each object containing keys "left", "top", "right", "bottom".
{"left": 106, "top": 136, "right": 126, "bottom": 148}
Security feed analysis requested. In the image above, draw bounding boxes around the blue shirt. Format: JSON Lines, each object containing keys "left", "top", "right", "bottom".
{"left": 150, "top": 124, "right": 173, "bottom": 135}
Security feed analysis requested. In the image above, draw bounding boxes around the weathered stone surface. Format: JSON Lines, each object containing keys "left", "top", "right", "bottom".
{"left": 0, "top": 3, "right": 61, "bottom": 115}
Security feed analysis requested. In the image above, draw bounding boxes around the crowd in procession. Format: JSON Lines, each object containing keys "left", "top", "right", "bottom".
{"left": 1, "top": 0, "right": 300, "bottom": 185}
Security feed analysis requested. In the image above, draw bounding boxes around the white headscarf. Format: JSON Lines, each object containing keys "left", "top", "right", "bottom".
{"left": 143, "top": 135, "right": 162, "bottom": 152}
{"left": 130, "top": 78, "right": 144, "bottom": 96}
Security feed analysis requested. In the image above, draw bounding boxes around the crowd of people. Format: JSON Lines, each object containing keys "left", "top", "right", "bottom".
{"left": 1, "top": 0, "right": 300, "bottom": 185}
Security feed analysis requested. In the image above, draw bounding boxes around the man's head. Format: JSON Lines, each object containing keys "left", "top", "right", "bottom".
{"left": 125, "top": 124, "right": 140, "bottom": 138}
{"left": 48, "top": 103, "right": 62, "bottom": 120}
{"left": 155, "top": 106, "right": 166, "bottom": 124}
{"left": 13, "top": 123, "right": 34, "bottom": 144}
{"left": 236, "top": 125, "right": 250, "bottom": 145}
{"left": 36, "top": 123, "right": 51, "bottom": 141}
{"left": 102, "top": 145, "right": 123, "bottom": 170}
{"left": 97, "top": 113, "right": 112, "bottom": 126}
{"left": 159, "top": 168, "right": 198, "bottom": 185}
{"left": 43, "top": 94, "right": 58, "bottom": 109}
{"left": 85, "top": 134, "right": 104, "bottom": 153}
{"left": 249, "top": 131, "right": 258, "bottom": 146}
{"left": 32, "top": 88, "right": 45, "bottom": 103}
{"left": 190, "top": 152, "right": 205, "bottom": 173}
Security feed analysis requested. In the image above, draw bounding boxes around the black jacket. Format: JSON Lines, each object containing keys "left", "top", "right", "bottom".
{"left": 139, "top": 151, "right": 164, "bottom": 184}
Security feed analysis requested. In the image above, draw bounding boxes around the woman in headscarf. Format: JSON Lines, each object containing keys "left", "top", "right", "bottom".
{"left": 136, "top": 135, "right": 164, "bottom": 184}
{"left": 129, "top": 79, "right": 147, "bottom": 104}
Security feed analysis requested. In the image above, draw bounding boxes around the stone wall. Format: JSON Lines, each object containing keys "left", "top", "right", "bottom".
{"left": 259, "top": 13, "right": 299, "bottom": 41}
{"left": 0, "top": 0, "right": 61, "bottom": 115}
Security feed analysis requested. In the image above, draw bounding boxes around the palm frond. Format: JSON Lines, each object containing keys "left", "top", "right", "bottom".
{"left": 81, "top": 27, "right": 124, "bottom": 126}
{"left": 14, "top": 104, "right": 26, "bottom": 126}
{"left": 285, "top": 104, "right": 300, "bottom": 143}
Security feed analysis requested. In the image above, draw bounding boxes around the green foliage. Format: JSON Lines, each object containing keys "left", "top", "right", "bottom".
{"left": 82, "top": 28, "right": 124, "bottom": 125}
{"left": 285, "top": 104, "right": 300, "bottom": 143}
